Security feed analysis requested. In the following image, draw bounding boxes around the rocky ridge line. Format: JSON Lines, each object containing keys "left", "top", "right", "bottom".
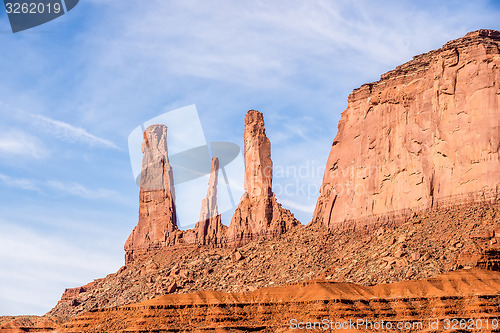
{"left": 48, "top": 30, "right": 500, "bottom": 321}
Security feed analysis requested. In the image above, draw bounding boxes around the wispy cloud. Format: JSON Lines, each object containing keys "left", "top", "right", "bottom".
{"left": 46, "top": 180, "right": 126, "bottom": 202}
{"left": 0, "top": 130, "right": 48, "bottom": 159}
{"left": 0, "top": 173, "right": 40, "bottom": 192}
{"left": 86, "top": 0, "right": 486, "bottom": 88}
{"left": 64, "top": 0, "right": 500, "bottom": 143}
{"left": 0, "top": 171, "right": 128, "bottom": 204}
{"left": 280, "top": 198, "right": 317, "bottom": 215}
{"left": 0, "top": 102, "right": 119, "bottom": 150}
{"left": 0, "top": 221, "right": 123, "bottom": 315}
{"left": 28, "top": 113, "right": 120, "bottom": 150}
{"left": 0, "top": 0, "right": 499, "bottom": 317}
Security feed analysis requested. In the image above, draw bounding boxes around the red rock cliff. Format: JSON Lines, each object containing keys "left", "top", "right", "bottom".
{"left": 313, "top": 29, "right": 500, "bottom": 229}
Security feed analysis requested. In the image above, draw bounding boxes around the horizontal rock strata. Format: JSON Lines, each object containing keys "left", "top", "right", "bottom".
{"left": 60, "top": 269, "right": 500, "bottom": 332}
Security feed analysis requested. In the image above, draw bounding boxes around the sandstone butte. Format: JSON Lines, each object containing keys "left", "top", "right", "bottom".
{"left": 13, "top": 29, "right": 500, "bottom": 332}
{"left": 313, "top": 29, "right": 500, "bottom": 231}
{"left": 124, "top": 110, "right": 298, "bottom": 264}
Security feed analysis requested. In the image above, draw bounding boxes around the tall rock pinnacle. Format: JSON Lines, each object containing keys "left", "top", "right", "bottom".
{"left": 123, "top": 112, "right": 300, "bottom": 262}
{"left": 195, "top": 157, "right": 226, "bottom": 245}
{"left": 124, "top": 124, "right": 178, "bottom": 264}
{"left": 244, "top": 110, "right": 273, "bottom": 201}
{"left": 313, "top": 29, "right": 500, "bottom": 230}
{"left": 227, "top": 110, "right": 299, "bottom": 246}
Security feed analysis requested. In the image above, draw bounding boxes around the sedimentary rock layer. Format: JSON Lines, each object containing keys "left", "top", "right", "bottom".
{"left": 60, "top": 269, "right": 500, "bottom": 332}
{"left": 0, "top": 316, "right": 61, "bottom": 333}
{"left": 313, "top": 29, "right": 500, "bottom": 229}
{"left": 50, "top": 31, "right": 500, "bottom": 325}
{"left": 48, "top": 200, "right": 500, "bottom": 318}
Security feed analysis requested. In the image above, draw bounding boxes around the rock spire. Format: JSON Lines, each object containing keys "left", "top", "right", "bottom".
{"left": 227, "top": 110, "right": 299, "bottom": 246}
{"left": 124, "top": 124, "right": 179, "bottom": 264}
{"left": 195, "top": 157, "right": 226, "bottom": 245}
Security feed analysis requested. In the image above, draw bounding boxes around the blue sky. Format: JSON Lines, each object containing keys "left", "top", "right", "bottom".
{"left": 0, "top": 0, "right": 499, "bottom": 316}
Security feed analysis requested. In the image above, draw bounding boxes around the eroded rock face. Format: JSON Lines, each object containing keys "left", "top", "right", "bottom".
{"left": 125, "top": 125, "right": 179, "bottom": 264}
{"left": 227, "top": 110, "right": 299, "bottom": 246}
{"left": 195, "top": 157, "right": 226, "bottom": 245}
{"left": 313, "top": 29, "right": 500, "bottom": 230}
{"left": 0, "top": 316, "right": 60, "bottom": 333}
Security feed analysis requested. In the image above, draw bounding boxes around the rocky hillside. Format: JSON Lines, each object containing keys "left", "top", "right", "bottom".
{"left": 49, "top": 200, "right": 500, "bottom": 318}
{"left": 0, "top": 316, "right": 61, "bottom": 333}
{"left": 60, "top": 268, "right": 500, "bottom": 332}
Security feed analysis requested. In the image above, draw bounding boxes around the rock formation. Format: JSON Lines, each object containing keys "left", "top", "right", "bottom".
{"left": 124, "top": 124, "right": 179, "bottom": 264}
{"left": 124, "top": 111, "right": 298, "bottom": 264}
{"left": 227, "top": 110, "right": 299, "bottom": 246}
{"left": 194, "top": 157, "right": 226, "bottom": 245}
{"left": 49, "top": 31, "right": 500, "bottom": 321}
{"left": 313, "top": 29, "right": 500, "bottom": 230}
{"left": 477, "top": 249, "right": 500, "bottom": 271}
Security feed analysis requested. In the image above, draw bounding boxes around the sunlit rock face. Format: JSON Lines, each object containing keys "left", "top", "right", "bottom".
{"left": 227, "top": 110, "right": 299, "bottom": 246}
{"left": 313, "top": 29, "right": 500, "bottom": 230}
{"left": 195, "top": 157, "right": 226, "bottom": 246}
{"left": 125, "top": 124, "right": 178, "bottom": 264}
{"left": 125, "top": 110, "right": 300, "bottom": 263}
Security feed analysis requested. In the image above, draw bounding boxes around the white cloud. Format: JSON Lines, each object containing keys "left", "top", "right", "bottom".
{"left": 72, "top": 0, "right": 495, "bottom": 225}
{"left": 0, "top": 172, "right": 130, "bottom": 204}
{"left": 0, "top": 173, "right": 40, "bottom": 192}
{"left": 46, "top": 180, "right": 125, "bottom": 202}
{"left": 0, "top": 102, "right": 119, "bottom": 150}
{"left": 63, "top": 0, "right": 499, "bottom": 141}
{"left": 28, "top": 113, "right": 119, "bottom": 150}
{"left": 86, "top": 0, "right": 479, "bottom": 86}
{"left": 280, "top": 198, "right": 317, "bottom": 215}
{"left": 0, "top": 130, "right": 48, "bottom": 159}
{"left": 0, "top": 0, "right": 499, "bottom": 317}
